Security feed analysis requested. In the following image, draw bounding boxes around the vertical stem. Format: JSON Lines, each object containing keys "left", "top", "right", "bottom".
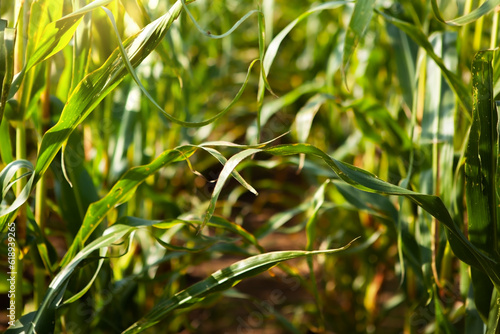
{"left": 473, "top": 0, "right": 485, "bottom": 51}
{"left": 12, "top": 0, "right": 29, "bottom": 319}
{"left": 33, "top": 62, "right": 51, "bottom": 306}
{"left": 460, "top": 0, "right": 474, "bottom": 63}
{"left": 15, "top": 125, "right": 26, "bottom": 320}
{"left": 490, "top": 10, "right": 499, "bottom": 49}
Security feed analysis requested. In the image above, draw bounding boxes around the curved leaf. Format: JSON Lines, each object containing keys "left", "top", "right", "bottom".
{"left": 6, "top": 224, "right": 136, "bottom": 334}
{"left": 202, "top": 143, "right": 500, "bottom": 288}
{"left": 60, "top": 146, "right": 196, "bottom": 267}
{"left": 431, "top": 0, "right": 500, "bottom": 26}
{"left": 9, "top": 0, "right": 113, "bottom": 98}
{"left": 0, "top": 160, "right": 35, "bottom": 217}
{"left": 34, "top": 0, "right": 187, "bottom": 185}
{"left": 123, "top": 238, "right": 358, "bottom": 333}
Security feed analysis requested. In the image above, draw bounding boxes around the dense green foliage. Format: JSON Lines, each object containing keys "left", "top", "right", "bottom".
{"left": 1, "top": 0, "right": 500, "bottom": 333}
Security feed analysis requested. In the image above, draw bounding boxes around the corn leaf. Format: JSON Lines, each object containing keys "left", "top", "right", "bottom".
{"left": 342, "top": 0, "right": 376, "bottom": 82}
{"left": 0, "top": 20, "right": 15, "bottom": 121}
{"left": 377, "top": 10, "right": 472, "bottom": 112}
{"left": 60, "top": 145, "right": 197, "bottom": 267}
{"left": 9, "top": 0, "right": 113, "bottom": 98}
{"left": 202, "top": 143, "right": 500, "bottom": 288}
{"left": 466, "top": 50, "right": 499, "bottom": 323}
{"left": 123, "top": 239, "right": 358, "bottom": 334}
{"left": 431, "top": 0, "right": 500, "bottom": 26}
{"left": 6, "top": 224, "right": 136, "bottom": 334}
{"left": 33, "top": 1, "right": 186, "bottom": 186}
{"left": 0, "top": 160, "right": 35, "bottom": 217}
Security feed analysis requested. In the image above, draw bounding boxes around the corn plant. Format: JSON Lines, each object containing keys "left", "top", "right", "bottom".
{"left": 1, "top": 0, "right": 500, "bottom": 333}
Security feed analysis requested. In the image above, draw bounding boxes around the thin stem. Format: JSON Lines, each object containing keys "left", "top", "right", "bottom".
{"left": 473, "top": 0, "right": 485, "bottom": 51}
{"left": 490, "top": 9, "right": 499, "bottom": 49}
{"left": 15, "top": 125, "right": 26, "bottom": 320}
{"left": 33, "top": 62, "right": 52, "bottom": 306}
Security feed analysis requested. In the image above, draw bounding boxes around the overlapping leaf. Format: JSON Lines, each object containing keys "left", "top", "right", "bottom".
{"left": 202, "top": 143, "right": 500, "bottom": 289}
{"left": 60, "top": 146, "right": 197, "bottom": 266}
{"left": 33, "top": 1, "right": 187, "bottom": 185}
{"left": 377, "top": 10, "right": 472, "bottom": 112}
{"left": 6, "top": 224, "right": 136, "bottom": 334}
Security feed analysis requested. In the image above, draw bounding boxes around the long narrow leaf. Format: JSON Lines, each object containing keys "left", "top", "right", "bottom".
{"left": 9, "top": 0, "right": 113, "bottom": 98}
{"left": 466, "top": 50, "right": 498, "bottom": 323}
{"left": 202, "top": 143, "right": 500, "bottom": 288}
{"left": 123, "top": 239, "right": 358, "bottom": 333}
{"left": 342, "top": 0, "right": 375, "bottom": 82}
{"left": 34, "top": 0, "right": 187, "bottom": 185}
{"left": 377, "top": 10, "right": 472, "bottom": 113}
{"left": 431, "top": 0, "right": 500, "bottom": 26}
{"left": 60, "top": 146, "right": 196, "bottom": 266}
{"left": 6, "top": 224, "right": 136, "bottom": 334}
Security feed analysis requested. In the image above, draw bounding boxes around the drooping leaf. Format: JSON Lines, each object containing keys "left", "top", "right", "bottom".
{"left": 431, "top": 0, "right": 500, "bottom": 26}
{"left": 102, "top": 5, "right": 259, "bottom": 128}
{"left": 123, "top": 239, "right": 358, "bottom": 333}
{"left": 34, "top": 1, "right": 188, "bottom": 186}
{"left": 6, "top": 224, "right": 136, "bottom": 334}
{"left": 202, "top": 143, "right": 500, "bottom": 288}
{"left": 60, "top": 145, "right": 196, "bottom": 267}
{"left": 0, "top": 160, "right": 35, "bottom": 218}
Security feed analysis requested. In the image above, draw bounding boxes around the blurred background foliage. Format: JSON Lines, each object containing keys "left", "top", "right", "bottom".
{"left": 0, "top": 0, "right": 500, "bottom": 333}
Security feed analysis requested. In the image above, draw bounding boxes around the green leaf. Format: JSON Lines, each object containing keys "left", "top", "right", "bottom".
{"left": 200, "top": 147, "right": 257, "bottom": 196}
{"left": 342, "top": 0, "right": 376, "bottom": 82}
{"left": 0, "top": 20, "right": 15, "bottom": 121}
{"left": 57, "top": 130, "right": 100, "bottom": 237}
{"left": 386, "top": 23, "right": 417, "bottom": 109}
{"left": 202, "top": 143, "right": 500, "bottom": 288}
{"left": 466, "top": 50, "right": 498, "bottom": 322}
{"left": 123, "top": 239, "right": 358, "bottom": 333}
{"left": 487, "top": 289, "right": 500, "bottom": 333}
{"left": 102, "top": 4, "right": 258, "bottom": 128}
{"left": 180, "top": 0, "right": 259, "bottom": 39}
{"left": 202, "top": 149, "right": 261, "bottom": 229}
{"left": 466, "top": 50, "right": 498, "bottom": 258}
{"left": 0, "top": 117, "right": 13, "bottom": 164}
{"left": 33, "top": 0, "right": 186, "bottom": 185}
{"left": 0, "top": 160, "right": 35, "bottom": 217}
{"left": 70, "top": 0, "right": 92, "bottom": 92}
{"left": 292, "top": 94, "right": 331, "bottom": 143}
{"left": 6, "top": 224, "right": 136, "bottom": 334}
{"left": 377, "top": 10, "right": 472, "bottom": 113}
{"left": 348, "top": 98, "right": 412, "bottom": 152}
{"left": 9, "top": 0, "right": 113, "bottom": 99}
{"left": 431, "top": 0, "right": 500, "bottom": 26}
{"left": 61, "top": 136, "right": 281, "bottom": 266}
{"left": 465, "top": 284, "right": 485, "bottom": 333}
{"left": 263, "top": 1, "right": 351, "bottom": 78}
{"left": 60, "top": 145, "right": 196, "bottom": 267}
